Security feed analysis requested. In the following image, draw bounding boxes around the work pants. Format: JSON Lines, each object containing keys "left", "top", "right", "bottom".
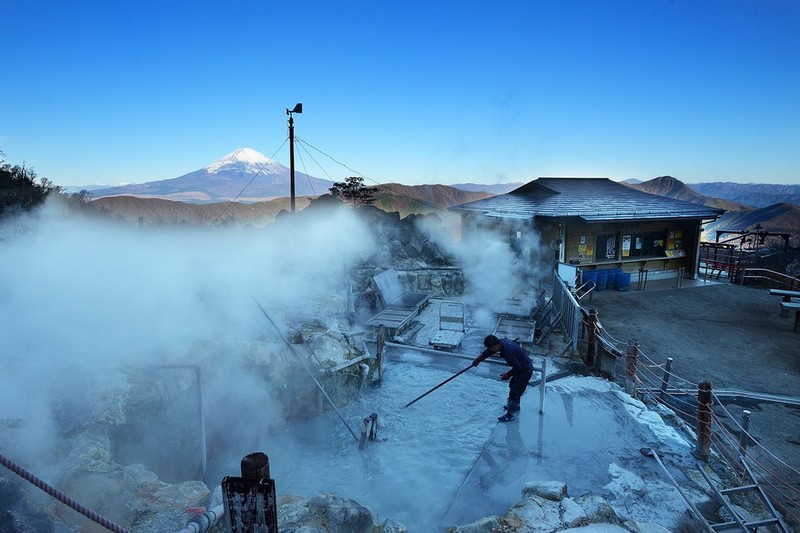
{"left": 506, "top": 365, "right": 533, "bottom": 412}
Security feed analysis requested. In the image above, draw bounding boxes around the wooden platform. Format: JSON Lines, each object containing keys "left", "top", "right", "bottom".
{"left": 365, "top": 307, "right": 417, "bottom": 336}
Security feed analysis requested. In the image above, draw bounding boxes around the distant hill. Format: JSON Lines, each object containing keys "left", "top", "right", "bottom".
{"left": 92, "top": 195, "right": 310, "bottom": 227}
{"left": 373, "top": 183, "right": 492, "bottom": 217}
{"left": 450, "top": 182, "right": 523, "bottom": 195}
{"left": 705, "top": 203, "right": 800, "bottom": 243}
{"left": 92, "top": 183, "right": 492, "bottom": 228}
{"left": 625, "top": 176, "right": 750, "bottom": 212}
{"left": 90, "top": 148, "right": 333, "bottom": 204}
{"left": 687, "top": 182, "right": 800, "bottom": 208}
{"left": 624, "top": 176, "right": 799, "bottom": 244}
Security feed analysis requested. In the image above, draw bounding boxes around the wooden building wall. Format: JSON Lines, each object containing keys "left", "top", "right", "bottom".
{"left": 459, "top": 213, "right": 705, "bottom": 279}
{"left": 562, "top": 218, "right": 701, "bottom": 276}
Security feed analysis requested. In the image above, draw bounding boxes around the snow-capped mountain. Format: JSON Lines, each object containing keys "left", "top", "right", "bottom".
{"left": 90, "top": 148, "right": 334, "bottom": 204}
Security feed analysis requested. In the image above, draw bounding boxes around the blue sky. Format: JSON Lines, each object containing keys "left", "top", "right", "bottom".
{"left": 1, "top": 0, "right": 798, "bottom": 187}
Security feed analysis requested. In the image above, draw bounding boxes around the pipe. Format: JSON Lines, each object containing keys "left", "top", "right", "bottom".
{"left": 356, "top": 363, "right": 370, "bottom": 399}
{"left": 642, "top": 448, "right": 714, "bottom": 532}
{"left": 152, "top": 364, "right": 206, "bottom": 479}
{"left": 383, "top": 341, "right": 500, "bottom": 365}
{"left": 176, "top": 504, "right": 224, "bottom": 533}
{"left": 254, "top": 300, "right": 360, "bottom": 442}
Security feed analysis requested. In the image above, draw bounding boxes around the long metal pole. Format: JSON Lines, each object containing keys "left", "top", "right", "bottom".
{"left": 254, "top": 300, "right": 359, "bottom": 441}
{"left": 642, "top": 449, "right": 714, "bottom": 532}
{"left": 288, "top": 114, "right": 296, "bottom": 213}
{"left": 403, "top": 365, "right": 473, "bottom": 408}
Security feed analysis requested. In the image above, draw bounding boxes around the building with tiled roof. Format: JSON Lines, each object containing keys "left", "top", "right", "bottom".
{"left": 450, "top": 178, "right": 724, "bottom": 281}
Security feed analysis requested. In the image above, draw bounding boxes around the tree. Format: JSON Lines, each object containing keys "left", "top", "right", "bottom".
{"left": 0, "top": 149, "right": 63, "bottom": 216}
{"left": 329, "top": 176, "right": 378, "bottom": 208}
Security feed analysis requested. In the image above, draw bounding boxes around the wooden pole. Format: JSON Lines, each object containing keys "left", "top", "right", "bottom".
{"left": 695, "top": 381, "right": 713, "bottom": 462}
{"left": 738, "top": 409, "right": 751, "bottom": 457}
{"left": 659, "top": 357, "right": 673, "bottom": 401}
{"left": 625, "top": 339, "right": 639, "bottom": 397}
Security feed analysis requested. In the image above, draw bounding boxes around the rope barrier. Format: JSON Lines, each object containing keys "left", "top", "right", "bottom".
{"left": 0, "top": 452, "right": 131, "bottom": 533}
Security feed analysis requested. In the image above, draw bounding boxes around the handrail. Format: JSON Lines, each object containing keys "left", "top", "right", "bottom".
{"left": 553, "top": 271, "right": 581, "bottom": 353}
{"left": 740, "top": 268, "right": 800, "bottom": 290}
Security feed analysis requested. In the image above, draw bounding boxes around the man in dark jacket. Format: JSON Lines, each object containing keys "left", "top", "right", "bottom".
{"left": 472, "top": 335, "right": 533, "bottom": 421}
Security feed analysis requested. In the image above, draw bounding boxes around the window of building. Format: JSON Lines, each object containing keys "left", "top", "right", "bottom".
{"left": 595, "top": 230, "right": 667, "bottom": 262}
{"left": 627, "top": 231, "right": 666, "bottom": 257}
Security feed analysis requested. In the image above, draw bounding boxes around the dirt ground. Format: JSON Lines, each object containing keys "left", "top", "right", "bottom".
{"left": 583, "top": 277, "right": 800, "bottom": 527}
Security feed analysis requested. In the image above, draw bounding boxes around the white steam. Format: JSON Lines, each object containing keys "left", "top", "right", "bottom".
{"left": 416, "top": 215, "right": 545, "bottom": 326}
{"left": 0, "top": 198, "right": 376, "bottom": 470}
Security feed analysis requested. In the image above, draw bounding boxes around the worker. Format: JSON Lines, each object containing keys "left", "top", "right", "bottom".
{"left": 472, "top": 335, "right": 533, "bottom": 421}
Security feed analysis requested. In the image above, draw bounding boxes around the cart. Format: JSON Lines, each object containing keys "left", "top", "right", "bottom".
{"left": 429, "top": 302, "right": 466, "bottom": 350}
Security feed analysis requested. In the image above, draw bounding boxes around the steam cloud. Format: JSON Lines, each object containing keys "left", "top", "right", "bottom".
{"left": 0, "top": 198, "right": 376, "bottom": 472}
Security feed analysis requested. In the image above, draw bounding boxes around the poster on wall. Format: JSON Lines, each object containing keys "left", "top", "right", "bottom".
{"left": 622, "top": 235, "right": 631, "bottom": 257}
{"left": 635, "top": 237, "right": 642, "bottom": 250}
{"left": 606, "top": 235, "right": 616, "bottom": 259}
{"left": 586, "top": 242, "right": 594, "bottom": 259}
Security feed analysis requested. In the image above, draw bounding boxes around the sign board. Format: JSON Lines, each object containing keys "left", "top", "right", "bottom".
{"left": 557, "top": 262, "right": 579, "bottom": 287}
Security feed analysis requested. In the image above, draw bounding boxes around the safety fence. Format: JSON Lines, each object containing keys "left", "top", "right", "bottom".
{"left": 576, "top": 308, "right": 800, "bottom": 529}
{"left": 551, "top": 270, "right": 581, "bottom": 354}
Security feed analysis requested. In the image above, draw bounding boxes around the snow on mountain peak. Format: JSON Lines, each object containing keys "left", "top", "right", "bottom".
{"left": 205, "top": 147, "right": 276, "bottom": 173}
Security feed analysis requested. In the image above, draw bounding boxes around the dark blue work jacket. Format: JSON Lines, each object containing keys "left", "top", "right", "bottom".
{"left": 481, "top": 339, "right": 532, "bottom": 373}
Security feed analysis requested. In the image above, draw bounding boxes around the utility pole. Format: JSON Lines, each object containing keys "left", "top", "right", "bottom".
{"left": 286, "top": 103, "right": 303, "bottom": 213}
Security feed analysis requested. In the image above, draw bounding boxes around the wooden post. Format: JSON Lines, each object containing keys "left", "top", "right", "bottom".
{"left": 738, "top": 409, "right": 751, "bottom": 457}
{"left": 694, "top": 381, "right": 713, "bottom": 462}
{"left": 625, "top": 339, "right": 639, "bottom": 397}
{"left": 659, "top": 357, "right": 673, "bottom": 401}
{"left": 587, "top": 309, "right": 598, "bottom": 368}
{"left": 376, "top": 324, "right": 385, "bottom": 384}
{"left": 222, "top": 452, "right": 278, "bottom": 532}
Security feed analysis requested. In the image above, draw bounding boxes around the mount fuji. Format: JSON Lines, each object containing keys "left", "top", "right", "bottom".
{"left": 90, "top": 148, "right": 334, "bottom": 204}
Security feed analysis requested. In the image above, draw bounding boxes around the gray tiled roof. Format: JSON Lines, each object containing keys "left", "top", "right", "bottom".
{"left": 450, "top": 178, "right": 724, "bottom": 221}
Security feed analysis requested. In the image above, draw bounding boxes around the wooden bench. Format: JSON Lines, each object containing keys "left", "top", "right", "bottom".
{"left": 780, "top": 302, "right": 800, "bottom": 333}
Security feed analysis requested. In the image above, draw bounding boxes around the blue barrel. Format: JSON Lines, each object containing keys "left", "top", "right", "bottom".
{"left": 594, "top": 270, "right": 607, "bottom": 291}
{"left": 617, "top": 272, "right": 631, "bottom": 291}
{"left": 605, "top": 269, "right": 618, "bottom": 290}
{"left": 581, "top": 270, "right": 596, "bottom": 288}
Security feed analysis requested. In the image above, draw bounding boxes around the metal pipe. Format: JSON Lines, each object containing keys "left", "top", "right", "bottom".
{"left": 255, "top": 300, "right": 360, "bottom": 442}
{"left": 643, "top": 449, "right": 714, "bottom": 533}
{"left": 152, "top": 364, "right": 206, "bottom": 480}
{"left": 384, "top": 341, "right": 479, "bottom": 361}
{"left": 357, "top": 363, "right": 370, "bottom": 398}
{"left": 176, "top": 505, "right": 224, "bottom": 533}
{"left": 539, "top": 358, "right": 547, "bottom": 414}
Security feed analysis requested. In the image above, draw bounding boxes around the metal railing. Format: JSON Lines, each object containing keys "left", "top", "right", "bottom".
{"left": 552, "top": 270, "right": 581, "bottom": 353}
{"left": 739, "top": 268, "right": 800, "bottom": 290}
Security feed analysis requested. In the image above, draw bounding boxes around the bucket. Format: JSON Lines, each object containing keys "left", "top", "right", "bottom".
{"left": 605, "top": 269, "right": 618, "bottom": 290}
{"left": 617, "top": 272, "right": 631, "bottom": 291}
{"left": 594, "top": 270, "right": 607, "bottom": 291}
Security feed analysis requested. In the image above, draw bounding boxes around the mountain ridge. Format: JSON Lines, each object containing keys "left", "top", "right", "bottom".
{"left": 90, "top": 148, "right": 334, "bottom": 203}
